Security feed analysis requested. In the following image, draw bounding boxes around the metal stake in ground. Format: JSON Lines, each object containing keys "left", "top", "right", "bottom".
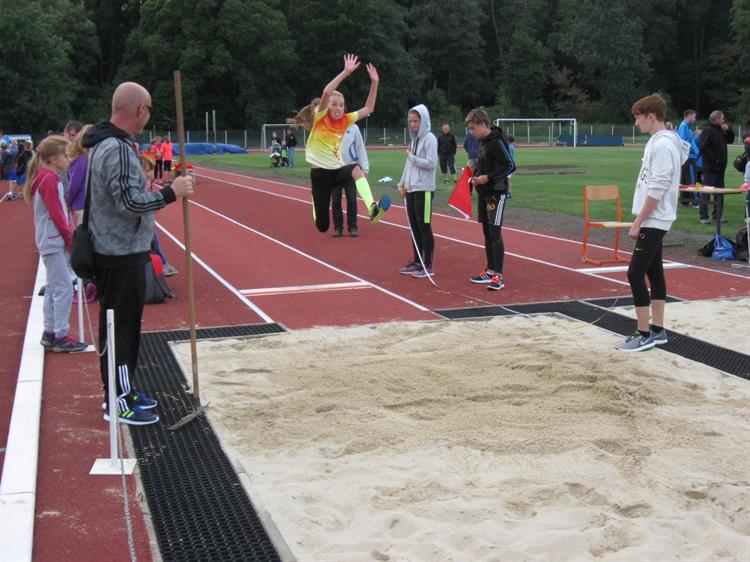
{"left": 174, "top": 70, "right": 200, "bottom": 404}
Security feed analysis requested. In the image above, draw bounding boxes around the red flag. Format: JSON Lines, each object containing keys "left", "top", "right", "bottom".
{"left": 448, "top": 166, "right": 473, "bottom": 219}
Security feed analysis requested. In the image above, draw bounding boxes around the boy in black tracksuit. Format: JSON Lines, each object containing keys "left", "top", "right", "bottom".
{"left": 465, "top": 108, "right": 515, "bottom": 291}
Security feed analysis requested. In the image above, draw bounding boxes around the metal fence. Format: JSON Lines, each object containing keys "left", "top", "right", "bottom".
{"left": 128, "top": 122, "right": 748, "bottom": 150}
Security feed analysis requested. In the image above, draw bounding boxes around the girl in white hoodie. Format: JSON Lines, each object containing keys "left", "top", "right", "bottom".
{"left": 616, "top": 94, "right": 689, "bottom": 353}
{"left": 397, "top": 105, "right": 438, "bottom": 278}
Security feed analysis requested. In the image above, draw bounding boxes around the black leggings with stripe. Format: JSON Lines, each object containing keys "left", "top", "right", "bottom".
{"left": 406, "top": 191, "right": 435, "bottom": 267}
{"left": 479, "top": 191, "right": 508, "bottom": 274}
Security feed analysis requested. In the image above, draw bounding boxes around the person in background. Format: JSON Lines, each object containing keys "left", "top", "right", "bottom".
{"left": 161, "top": 137, "right": 173, "bottom": 181}
{"left": 141, "top": 152, "right": 179, "bottom": 277}
{"left": 23, "top": 136, "right": 87, "bottom": 352}
{"left": 437, "top": 123, "right": 457, "bottom": 184}
{"left": 15, "top": 141, "right": 33, "bottom": 192}
{"left": 677, "top": 109, "right": 700, "bottom": 205}
{"left": 280, "top": 140, "right": 289, "bottom": 167}
{"left": 397, "top": 105, "right": 437, "bottom": 278}
{"left": 698, "top": 110, "right": 735, "bottom": 224}
{"left": 332, "top": 122, "right": 369, "bottom": 238}
{"left": 616, "top": 93, "right": 688, "bottom": 352}
{"left": 152, "top": 136, "right": 163, "bottom": 180}
{"left": 464, "top": 128, "right": 481, "bottom": 169}
{"left": 285, "top": 128, "right": 297, "bottom": 167}
{"left": 506, "top": 134, "right": 517, "bottom": 198}
{"left": 66, "top": 124, "right": 92, "bottom": 226}
{"left": 1, "top": 142, "right": 17, "bottom": 200}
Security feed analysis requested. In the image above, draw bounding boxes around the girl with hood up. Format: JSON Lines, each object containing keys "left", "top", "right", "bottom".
{"left": 397, "top": 104, "right": 438, "bottom": 278}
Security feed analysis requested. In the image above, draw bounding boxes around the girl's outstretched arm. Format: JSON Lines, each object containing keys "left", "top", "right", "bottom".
{"left": 354, "top": 63, "right": 379, "bottom": 120}
{"left": 319, "top": 54, "right": 360, "bottom": 115}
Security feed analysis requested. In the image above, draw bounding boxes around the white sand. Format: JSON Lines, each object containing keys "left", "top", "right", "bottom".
{"left": 613, "top": 297, "right": 750, "bottom": 355}
{"left": 173, "top": 314, "right": 750, "bottom": 562}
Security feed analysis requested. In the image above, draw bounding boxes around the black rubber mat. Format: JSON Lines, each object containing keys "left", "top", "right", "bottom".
{"left": 132, "top": 323, "right": 286, "bottom": 562}
{"left": 584, "top": 295, "right": 681, "bottom": 308}
{"left": 433, "top": 305, "right": 518, "bottom": 319}
{"left": 436, "top": 301, "right": 750, "bottom": 380}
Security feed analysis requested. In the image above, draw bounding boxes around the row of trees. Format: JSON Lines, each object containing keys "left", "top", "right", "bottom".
{"left": 2, "top": 0, "right": 748, "bottom": 133}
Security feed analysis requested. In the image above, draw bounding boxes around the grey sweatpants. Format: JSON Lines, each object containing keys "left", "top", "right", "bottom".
{"left": 42, "top": 251, "right": 73, "bottom": 338}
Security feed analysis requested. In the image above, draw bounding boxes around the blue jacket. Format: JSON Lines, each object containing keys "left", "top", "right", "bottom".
{"left": 677, "top": 120, "right": 699, "bottom": 159}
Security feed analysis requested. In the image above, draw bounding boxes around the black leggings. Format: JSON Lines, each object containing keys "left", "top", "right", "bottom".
{"left": 406, "top": 191, "right": 435, "bottom": 267}
{"left": 310, "top": 165, "right": 357, "bottom": 232}
{"left": 627, "top": 227, "right": 667, "bottom": 307}
{"left": 482, "top": 223, "right": 504, "bottom": 274}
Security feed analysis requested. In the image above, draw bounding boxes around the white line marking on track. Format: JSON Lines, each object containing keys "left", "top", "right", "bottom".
{"left": 576, "top": 262, "right": 689, "bottom": 274}
{"left": 195, "top": 169, "right": 750, "bottom": 285}
{"left": 187, "top": 200, "right": 432, "bottom": 313}
{"left": 241, "top": 281, "right": 371, "bottom": 297}
{"left": 156, "top": 222, "right": 275, "bottom": 323}
{"left": 195, "top": 171, "right": 632, "bottom": 287}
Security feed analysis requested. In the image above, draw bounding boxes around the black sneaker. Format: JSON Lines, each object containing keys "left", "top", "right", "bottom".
{"left": 333, "top": 227, "right": 343, "bottom": 238}
{"left": 103, "top": 405, "right": 159, "bottom": 426}
{"left": 487, "top": 274, "right": 505, "bottom": 291}
{"left": 349, "top": 226, "right": 358, "bottom": 237}
{"left": 101, "top": 390, "right": 157, "bottom": 411}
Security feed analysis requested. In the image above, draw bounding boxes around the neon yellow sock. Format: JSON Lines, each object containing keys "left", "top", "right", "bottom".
{"left": 355, "top": 177, "right": 375, "bottom": 209}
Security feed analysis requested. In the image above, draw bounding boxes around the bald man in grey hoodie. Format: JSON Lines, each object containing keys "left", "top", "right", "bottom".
{"left": 82, "top": 82, "right": 194, "bottom": 425}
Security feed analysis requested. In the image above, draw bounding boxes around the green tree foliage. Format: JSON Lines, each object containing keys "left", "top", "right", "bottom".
{"left": 0, "top": 2, "right": 78, "bottom": 131}
{"left": 285, "top": 0, "right": 419, "bottom": 126}
{"left": 2, "top": 0, "right": 747, "bottom": 130}
{"left": 553, "top": 0, "right": 651, "bottom": 121}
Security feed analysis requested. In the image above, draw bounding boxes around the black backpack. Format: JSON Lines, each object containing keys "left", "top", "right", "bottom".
{"left": 144, "top": 254, "right": 174, "bottom": 304}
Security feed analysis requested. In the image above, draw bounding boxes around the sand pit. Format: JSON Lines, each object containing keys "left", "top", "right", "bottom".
{"left": 172, "top": 314, "right": 750, "bottom": 561}
{"left": 614, "top": 297, "right": 750, "bottom": 355}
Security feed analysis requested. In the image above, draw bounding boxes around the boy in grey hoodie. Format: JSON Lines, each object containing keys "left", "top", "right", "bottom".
{"left": 397, "top": 104, "right": 438, "bottom": 278}
{"left": 616, "top": 94, "right": 689, "bottom": 352}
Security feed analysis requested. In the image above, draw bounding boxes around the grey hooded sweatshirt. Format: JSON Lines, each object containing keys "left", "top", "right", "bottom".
{"left": 82, "top": 121, "right": 177, "bottom": 265}
{"left": 397, "top": 104, "right": 437, "bottom": 193}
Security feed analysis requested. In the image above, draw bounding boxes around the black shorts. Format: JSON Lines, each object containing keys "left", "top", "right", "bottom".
{"left": 163, "top": 160, "right": 172, "bottom": 172}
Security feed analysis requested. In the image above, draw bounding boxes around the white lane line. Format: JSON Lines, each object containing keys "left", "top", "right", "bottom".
{"left": 193, "top": 166, "right": 671, "bottom": 258}
{"left": 241, "top": 281, "right": 371, "bottom": 297}
{"left": 155, "top": 222, "right": 275, "bottom": 323}
{"left": 202, "top": 168, "right": 750, "bottom": 281}
{"left": 194, "top": 172, "right": 631, "bottom": 287}
{"left": 187, "top": 200, "right": 432, "bottom": 313}
{"left": 576, "top": 262, "right": 689, "bottom": 274}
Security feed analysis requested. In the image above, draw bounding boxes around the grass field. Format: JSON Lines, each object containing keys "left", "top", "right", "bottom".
{"left": 190, "top": 145, "right": 748, "bottom": 235}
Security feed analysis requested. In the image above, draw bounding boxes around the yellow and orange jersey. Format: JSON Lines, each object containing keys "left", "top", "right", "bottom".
{"left": 305, "top": 110, "right": 358, "bottom": 169}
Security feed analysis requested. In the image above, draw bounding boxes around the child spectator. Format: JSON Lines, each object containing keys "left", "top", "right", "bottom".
{"left": 280, "top": 140, "right": 289, "bottom": 167}
{"left": 397, "top": 105, "right": 438, "bottom": 278}
{"left": 465, "top": 107, "right": 515, "bottom": 291}
{"left": 332, "top": 122, "right": 369, "bottom": 237}
{"left": 141, "top": 152, "right": 178, "bottom": 276}
{"left": 437, "top": 123, "right": 457, "bottom": 184}
{"left": 23, "top": 136, "right": 86, "bottom": 352}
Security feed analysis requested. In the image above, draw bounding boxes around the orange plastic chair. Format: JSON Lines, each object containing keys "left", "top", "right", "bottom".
{"left": 582, "top": 185, "right": 633, "bottom": 265}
